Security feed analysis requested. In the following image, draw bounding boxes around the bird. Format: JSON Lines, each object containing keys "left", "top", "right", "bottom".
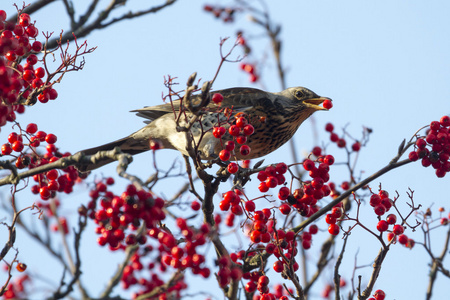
{"left": 77, "top": 87, "right": 330, "bottom": 171}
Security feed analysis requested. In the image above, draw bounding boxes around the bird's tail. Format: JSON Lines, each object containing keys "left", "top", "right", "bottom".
{"left": 77, "top": 136, "right": 150, "bottom": 172}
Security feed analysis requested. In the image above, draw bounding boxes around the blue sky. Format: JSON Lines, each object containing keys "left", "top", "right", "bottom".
{"left": 1, "top": 1, "right": 449, "bottom": 299}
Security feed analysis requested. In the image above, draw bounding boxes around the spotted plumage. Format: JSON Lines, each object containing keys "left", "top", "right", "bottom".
{"left": 78, "top": 87, "right": 330, "bottom": 171}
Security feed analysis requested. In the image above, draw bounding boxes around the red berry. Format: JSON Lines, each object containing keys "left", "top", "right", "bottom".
{"left": 265, "top": 176, "right": 278, "bottom": 188}
{"left": 337, "top": 138, "right": 346, "bottom": 148}
{"left": 386, "top": 214, "right": 397, "bottom": 225}
{"left": 32, "top": 41, "right": 43, "bottom": 52}
{"left": 12, "top": 141, "right": 24, "bottom": 152}
{"left": 325, "top": 122, "right": 334, "bottom": 132}
{"left": 408, "top": 151, "right": 419, "bottom": 161}
{"left": 323, "top": 155, "right": 335, "bottom": 165}
{"left": 228, "top": 125, "right": 240, "bottom": 136}
{"left": 19, "top": 13, "right": 31, "bottom": 27}
{"left": 352, "top": 142, "right": 361, "bottom": 152}
{"left": 35, "top": 67, "right": 45, "bottom": 78}
{"left": 273, "top": 260, "right": 284, "bottom": 273}
{"left": 373, "top": 290, "right": 386, "bottom": 300}
{"left": 376, "top": 220, "right": 389, "bottom": 232}
{"left": 309, "top": 224, "right": 319, "bottom": 234}
{"left": 243, "top": 124, "right": 254, "bottom": 136}
{"left": 23, "top": 69, "right": 35, "bottom": 81}
{"left": 440, "top": 115, "right": 450, "bottom": 127}
{"left": 398, "top": 234, "right": 408, "bottom": 245}
{"left": 235, "top": 116, "right": 248, "bottom": 128}
{"left": 40, "top": 186, "right": 51, "bottom": 200}
{"left": 1, "top": 144, "right": 12, "bottom": 155}
{"left": 258, "top": 182, "right": 269, "bottom": 193}
{"left": 244, "top": 200, "right": 255, "bottom": 212}
{"left": 325, "top": 214, "right": 336, "bottom": 224}
{"left": 240, "top": 145, "right": 250, "bottom": 156}
{"left": 227, "top": 162, "right": 239, "bottom": 174}
{"left": 279, "top": 203, "right": 291, "bottom": 215}
{"left": 328, "top": 224, "right": 339, "bottom": 235}
{"left": 369, "top": 194, "right": 381, "bottom": 207}
{"left": 212, "top": 93, "right": 223, "bottom": 104}
{"left": 303, "top": 159, "right": 315, "bottom": 171}
{"left": 374, "top": 204, "right": 386, "bottom": 216}
{"left": 392, "top": 224, "right": 404, "bottom": 235}
{"left": 236, "top": 135, "right": 247, "bottom": 144}
{"left": 26, "top": 25, "right": 38, "bottom": 38}
{"left": 213, "top": 126, "right": 226, "bottom": 138}
{"left": 26, "top": 123, "right": 38, "bottom": 134}
{"left": 323, "top": 99, "right": 332, "bottom": 109}
{"left": 45, "top": 133, "right": 57, "bottom": 144}
{"left": 0, "top": 10, "right": 6, "bottom": 22}
{"left": 191, "top": 201, "right": 201, "bottom": 211}
{"left": 47, "top": 88, "right": 58, "bottom": 100}
{"left": 219, "top": 149, "right": 231, "bottom": 161}
{"left": 225, "top": 140, "right": 235, "bottom": 151}
{"left": 278, "top": 186, "right": 290, "bottom": 200}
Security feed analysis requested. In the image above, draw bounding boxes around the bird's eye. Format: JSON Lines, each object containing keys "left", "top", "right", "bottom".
{"left": 295, "top": 90, "right": 305, "bottom": 98}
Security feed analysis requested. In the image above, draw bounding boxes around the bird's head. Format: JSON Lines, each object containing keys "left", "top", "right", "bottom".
{"left": 279, "top": 86, "right": 331, "bottom": 112}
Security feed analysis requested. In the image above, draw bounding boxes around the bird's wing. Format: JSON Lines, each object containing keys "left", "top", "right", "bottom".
{"left": 132, "top": 88, "right": 275, "bottom": 123}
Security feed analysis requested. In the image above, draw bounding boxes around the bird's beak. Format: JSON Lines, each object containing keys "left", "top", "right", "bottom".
{"left": 303, "top": 97, "right": 331, "bottom": 111}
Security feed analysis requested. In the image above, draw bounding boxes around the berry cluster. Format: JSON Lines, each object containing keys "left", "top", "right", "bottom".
{"left": 2, "top": 274, "right": 30, "bottom": 299}
{"left": 0, "top": 10, "right": 58, "bottom": 129}
{"left": 121, "top": 220, "right": 211, "bottom": 298}
{"left": 369, "top": 189, "right": 393, "bottom": 217}
{"left": 324, "top": 202, "right": 344, "bottom": 236}
{"left": 369, "top": 189, "right": 415, "bottom": 248}
{"left": 203, "top": 4, "right": 237, "bottom": 23}
{"left": 409, "top": 116, "right": 450, "bottom": 178}
{"left": 213, "top": 112, "right": 254, "bottom": 161}
{"left": 240, "top": 62, "right": 258, "bottom": 83}
{"left": 88, "top": 182, "right": 165, "bottom": 249}
{"left": 325, "top": 122, "right": 361, "bottom": 151}
{"left": 215, "top": 256, "right": 243, "bottom": 288}
{"left": 1, "top": 124, "right": 82, "bottom": 199}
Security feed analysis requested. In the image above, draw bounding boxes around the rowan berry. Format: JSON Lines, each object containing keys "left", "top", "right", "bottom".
{"left": 373, "top": 290, "right": 386, "bottom": 300}
{"left": 323, "top": 99, "right": 333, "bottom": 109}
{"left": 236, "top": 135, "right": 247, "bottom": 144}
{"left": 386, "top": 214, "right": 397, "bottom": 225}
{"left": 225, "top": 140, "right": 235, "bottom": 151}
{"left": 328, "top": 224, "right": 339, "bottom": 235}
{"left": 258, "top": 182, "right": 269, "bottom": 192}
{"left": 303, "top": 159, "right": 315, "bottom": 171}
{"left": 376, "top": 220, "right": 388, "bottom": 232}
{"left": 243, "top": 124, "right": 254, "bottom": 136}
{"left": 440, "top": 115, "right": 450, "bottom": 127}
{"left": 228, "top": 125, "right": 240, "bottom": 136}
{"left": 219, "top": 149, "right": 231, "bottom": 161}
{"left": 1, "top": 143, "right": 12, "bottom": 155}
{"left": 273, "top": 260, "right": 284, "bottom": 273}
{"left": 211, "top": 93, "right": 223, "bottom": 104}
{"left": 392, "top": 224, "right": 404, "bottom": 235}
{"left": 12, "top": 141, "right": 24, "bottom": 152}
{"left": 279, "top": 203, "right": 291, "bottom": 215}
{"left": 337, "top": 138, "right": 346, "bottom": 148}
{"left": 325, "top": 214, "right": 336, "bottom": 224}
{"left": 374, "top": 204, "right": 386, "bottom": 216}
{"left": 240, "top": 145, "right": 250, "bottom": 156}
{"left": 235, "top": 116, "right": 248, "bottom": 128}
{"left": 323, "top": 155, "right": 335, "bottom": 165}
{"left": 35, "top": 67, "right": 45, "bottom": 78}
{"left": 309, "top": 224, "right": 319, "bottom": 234}
{"left": 352, "top": 142, "right": 361, "bottom": 151}
{"left": 213, "top": 126, "right": 226, "bottom": 138}
{"left": 278, "top": 186, "right": 290, "bottom": 200}
{"left": 227, "top": 162, "right": 239, "bottom": 174}
{"left": 16, "top": 263, "right": 27, "bottom": 272}
{"left": 325, "top": 122, "right": 334, "bottom": 132}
